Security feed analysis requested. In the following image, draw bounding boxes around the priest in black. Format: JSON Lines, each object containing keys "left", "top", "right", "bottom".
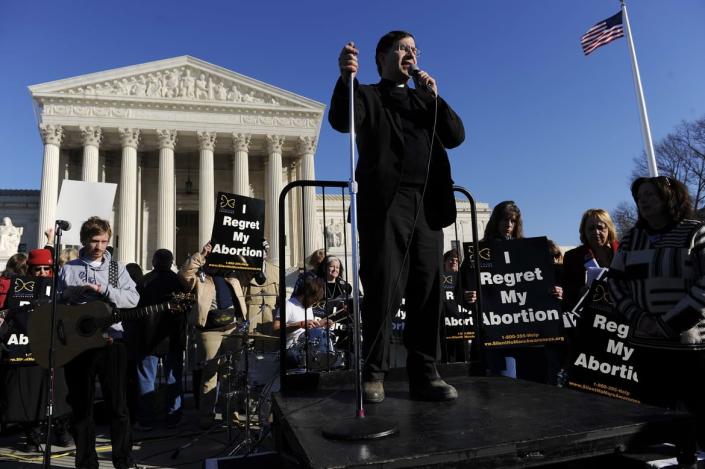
{"left": 329, "top": 30, "right": 465, "bottom": 402}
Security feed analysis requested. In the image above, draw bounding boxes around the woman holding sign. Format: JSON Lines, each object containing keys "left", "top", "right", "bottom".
{"left": 609, "top": 177, "right": 705, "bottom": 451}
{"left": 178, "top": 242, "right": 252, "bottom": 429}
{"left": 462, "top": 201, "right": 563, "bottom": 383}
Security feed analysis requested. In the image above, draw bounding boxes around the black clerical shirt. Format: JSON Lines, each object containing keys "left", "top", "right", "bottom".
{"left": 381, "top": 79, "right": 432, "bottom": 186}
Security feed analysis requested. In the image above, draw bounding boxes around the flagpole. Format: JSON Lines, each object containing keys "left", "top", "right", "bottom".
{"left": 621, "top": 0, "right": 658, "bottom": 177}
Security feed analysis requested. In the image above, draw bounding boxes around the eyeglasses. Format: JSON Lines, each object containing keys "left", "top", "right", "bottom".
{"left": 31, "top": 266, "right": 52, "bottom": 272}
{"left": 394, "top": 45, "right": 421, "bottom": 56}
{"left": 656, "top": 176, "right": 672, "bottom": 187}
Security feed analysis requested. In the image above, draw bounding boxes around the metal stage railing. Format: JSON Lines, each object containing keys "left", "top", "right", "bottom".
{"left": 276, "top": 181, "right": 485, "bottom": 391}
{"left": 278, "top": 180, "right": 349, "bottom": 390}
{"left": 451, "top": 185, "right": 485, "bottom": 376}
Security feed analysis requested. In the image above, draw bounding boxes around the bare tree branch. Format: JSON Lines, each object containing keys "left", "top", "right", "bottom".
{"left": 612, "top": 201, "right": 638, "bottom": 239}
{"left": 618, "top": 115, "right": 705, "bottom": 229}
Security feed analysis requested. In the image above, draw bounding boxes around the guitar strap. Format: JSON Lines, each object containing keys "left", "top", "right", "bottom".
{"left": 108, "top": 260, "right": 119, "bottom": 288}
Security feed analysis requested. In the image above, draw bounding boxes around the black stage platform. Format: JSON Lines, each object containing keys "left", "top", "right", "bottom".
{"left": 272, "top": 366, "right": 694, "bottom": 468}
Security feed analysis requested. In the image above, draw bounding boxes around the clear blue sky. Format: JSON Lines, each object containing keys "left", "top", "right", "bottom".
{"left": 1, "top": 0, "right": 704, "bottom": 246}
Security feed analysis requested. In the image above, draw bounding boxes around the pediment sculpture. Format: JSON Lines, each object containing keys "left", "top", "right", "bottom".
{"left": 60, "top": 66, "right": 283, "bottom": 106}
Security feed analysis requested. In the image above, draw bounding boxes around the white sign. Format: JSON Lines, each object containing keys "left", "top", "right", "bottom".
{"left": 56, "top": 181, "right": 117, "bottom": 246}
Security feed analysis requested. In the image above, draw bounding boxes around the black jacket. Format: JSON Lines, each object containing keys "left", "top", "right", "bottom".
{"left": 128, "top": 269, "right": 185, "bottom": 355}
{"left": 328, "top": 77, "right": 465, "bottom": 229}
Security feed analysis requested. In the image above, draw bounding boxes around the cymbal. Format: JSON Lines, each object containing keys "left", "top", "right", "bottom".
{"left": 222, "top": 331, "right": 280, "bottom": 341}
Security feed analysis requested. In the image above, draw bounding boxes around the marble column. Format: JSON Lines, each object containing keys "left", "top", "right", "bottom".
{"left": 79, "top": 126, "right": 102, "bottom": 182}
{"left": 117, "top": 128, "right": 139, "bottom": 262}
{"left": 265, "top": 135, "right": 284, "bottom": 262}
{"left": 197, "top": 131, "right": 217, "bottom": 248}
{"left": 136, "top": 157, "right": 143, "bottom": 267}
{"left": 298, "top": 136, "right": 318, "bottom": 255}
{"left": 287, "top": 161, "right": 301, "bottom": 266}
{"left": 157, "top": 129, "right": 177, "bottom": 253}
{"left": 232, "top": 133, "right": 251, "bottom": 196}
{"left": 37, "top": 124, "right": 63, "bottom": 247}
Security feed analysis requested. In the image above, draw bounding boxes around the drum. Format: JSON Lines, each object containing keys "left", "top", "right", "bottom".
{"left": 290, "top": 327, "right": 345, "bottom": 371}
{"left": 232, "top": 350, "right": 280, "bottom": 435}
{"left": 239, "top": 351, "right": 280, "bottom": 390}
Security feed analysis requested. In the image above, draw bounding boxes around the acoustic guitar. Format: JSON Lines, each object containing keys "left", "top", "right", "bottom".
{"left": 27, "top": 293, "right": 195, "bottom": 369}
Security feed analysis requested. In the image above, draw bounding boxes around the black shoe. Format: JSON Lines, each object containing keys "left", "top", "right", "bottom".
{"left": 363, "top": 380, "right": 385, "bottom": 403}
{"left": 53, "top": 427, "right": 74, "bottom": 447}
{"left": 409, "top": 378, "right": 458, "bottom": 401}
{"left": 133, "top": 422, "right": 153, "bottom": 432}
{"left": 24, "top": 427, "right": 43, "bottom": 452}
{"left": 165, "top": 411, "right": 182, "bottom": 428}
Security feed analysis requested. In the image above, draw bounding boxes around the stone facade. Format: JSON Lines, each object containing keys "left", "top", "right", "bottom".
{"left": 29, "top": 56, "right": 325, "bottom": 268}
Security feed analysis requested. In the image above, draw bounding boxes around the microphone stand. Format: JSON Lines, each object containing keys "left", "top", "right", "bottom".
{"left": 43, "top": 222, "right": 63, "bottom": 467}
{"left": 321, "top": 72, "right": 398, "bottom": 440}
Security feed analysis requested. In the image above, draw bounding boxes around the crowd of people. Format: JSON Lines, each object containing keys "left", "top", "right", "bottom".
{"left": 455, "top": 177, "right": 705, "bottom": 451}
{"left": 0, "top": 27, "right": 703, "bottom": 467}
{"left": 0, "top": 219, "right": 281, "bottom": 467}
{"left": 1, "top": 175, "right": 703, "bottom": 462}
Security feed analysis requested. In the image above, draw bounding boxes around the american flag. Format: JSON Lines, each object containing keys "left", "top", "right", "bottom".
{"left": 581, "top": 12, "right": 624, "bottom": 56}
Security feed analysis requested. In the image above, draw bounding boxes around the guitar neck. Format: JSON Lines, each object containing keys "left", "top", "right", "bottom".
{"left": 95, "top": 302, "right": 171, "bottom": 330}
{"left": 116, "top": 303, "right": 170, "bottom": 322}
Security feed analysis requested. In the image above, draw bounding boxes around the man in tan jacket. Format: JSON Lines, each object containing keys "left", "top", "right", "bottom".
{"left": 179, "top": 242, "right": 252, "bottom": 427}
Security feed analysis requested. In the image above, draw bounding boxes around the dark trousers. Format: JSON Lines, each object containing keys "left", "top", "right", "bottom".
{"left": 359, "top": 185, "right": 443, "bottom": 382}
{"left": 64, "top": 342, "right": 132, "bottom": 469}
{"left": 636, "top": 347, "right": 705, "bottom": 451}
{"left": 134, "top": 322, "right": 185, "bottom": 424}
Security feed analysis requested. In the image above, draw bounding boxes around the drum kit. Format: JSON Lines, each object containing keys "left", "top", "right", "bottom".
{"left": 210, "top": 292, "right": 351, "bottom": 455}
{"left": 290, "top": 305, "right": 350, "bottom": 371}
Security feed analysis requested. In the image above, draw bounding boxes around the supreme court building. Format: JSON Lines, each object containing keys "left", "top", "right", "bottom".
{"left": 29, "top": 56, "right": 325, "bottom": 267}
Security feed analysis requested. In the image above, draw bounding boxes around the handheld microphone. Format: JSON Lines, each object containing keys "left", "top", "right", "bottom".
{"left": 409, "top": 64, "right": 436, "bottom": 96}
{"left": 56, "top": 220, "right": 71, "bottom": 231}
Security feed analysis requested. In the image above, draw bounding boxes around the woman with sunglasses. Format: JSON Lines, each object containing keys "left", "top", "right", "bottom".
{"left": 609, "top": 176, "right": 705, "bottom": 453}
{"left": 27, "top": 248, "right": 53, "bottom": 277}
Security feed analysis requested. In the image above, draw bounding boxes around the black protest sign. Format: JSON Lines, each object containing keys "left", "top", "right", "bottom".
{"left": 206, "top": 192, "right": 265, "bottom": 272}
{"left": 5, "top": 276, "right": 51, "bottom": 309}
{"left": 442, "top": 272, "right": 475, "bottom": 340}
{"left": 461, "top": 237, "right": 563, "bottom": 348}
{"left": 390, "top": 298, "right": 406, "bottom": 342}
{"left": 2, "top": 276, "right": 52, "bottom": 365}
{"left": 388, "top": 299, "right": 407, "bottom": 368}
{"left": 567, "top": 279, "right": 640, "bottom": 403}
